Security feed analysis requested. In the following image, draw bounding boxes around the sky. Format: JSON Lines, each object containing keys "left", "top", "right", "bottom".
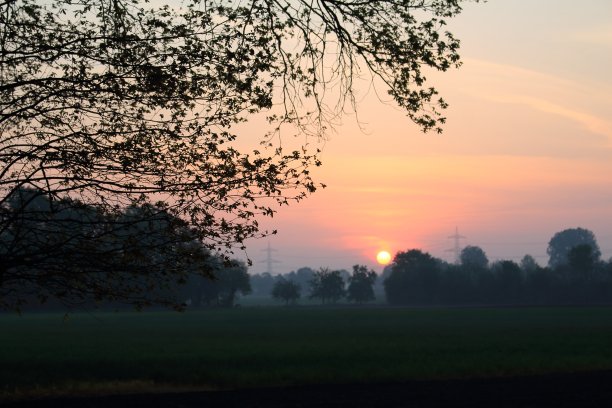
{"left": 244, "top": 0, "right": 612, "bottom": 275}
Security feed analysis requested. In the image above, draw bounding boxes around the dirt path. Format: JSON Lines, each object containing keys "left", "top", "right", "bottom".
{"left": 5, "top": 370, "right": 612, "bottom": 408}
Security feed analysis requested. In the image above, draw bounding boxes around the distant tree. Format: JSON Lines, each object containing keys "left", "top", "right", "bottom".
{"left": 524, "top": 265, "right": 556, "bottom": 304}
{"left": 567, "top": 244, "right": 598, "bottom": 282}
{"left": 0, "top": 188, "right": 213, "bottom": 311}
{"left": 460, "top": 246, "right": 489, "bottom": 270}
{"left": 491, "top": 260, "right": 524, "bottom": 303}
{"left": 216, "top": 261, "right": 252, "bottom": 307}
{"left": 384, "top": 249, "right": 440, "bottom": 305}
{"left": 198, "top": 276, "right": 224, "bottom": 307}
{"left": 271, "top": 278, "right": 301, "bottom": 306}
{"left": 288, "top": 267, "right": 316, "bottom": 291}
{"left": 178, "top": 253, "right": 226, "bottom": 308}
{"left": 250, "top": 273, "right": 276, "bottom": 296}
{"left": 520, "top": 255, "right": 539, "bottom": 273}
{"left": 439, "top": 263, "right": 473, "bottom": 304}
{"left": 309, "top": 268, "right": 346, "bottom": 304}
{"left": 472, "top": 267, "right": 498, "bottom": 303}
{"left": 599, "top": 259, "right": 612, "bottom": 300}
{"left": 547, "top": 228, "right": 601, "bottom": 269}
{"left": 347, "top": 265, "right": 377, "bottom": 304}
{"left": 188, "top": 260, "right": 251, "bottom": 308}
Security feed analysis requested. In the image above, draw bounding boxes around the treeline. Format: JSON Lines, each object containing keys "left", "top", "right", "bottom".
{"left": 1, "top": 188, "right": 251, "bottom": 312}
{"left": 250, "top": 266, "right": 378, "bottom": 305}
{"left": 383, "top": 227, "right": 612, "bottom": 305}
{"left": 250, "top": 228, "right": 612, "bottom": 307}
{"left": 4, "top": 193, "right": 611, "bottom": 312}
{"left": 383, "top": 246, "right": 612, "bottom": 306}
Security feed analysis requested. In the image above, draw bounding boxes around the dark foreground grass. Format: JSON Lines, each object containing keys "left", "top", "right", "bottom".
{"left": 2, "top": 306, "right": 612, "bottom": 398}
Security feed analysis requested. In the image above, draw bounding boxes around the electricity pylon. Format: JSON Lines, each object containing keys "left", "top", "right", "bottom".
{"left": 447, "top": 227, "right": 466, "bottom": 264}
{"left": 260, "top": 242, "right": 280, "bottom": 274}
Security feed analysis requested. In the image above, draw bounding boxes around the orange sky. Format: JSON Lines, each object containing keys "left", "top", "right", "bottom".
{"left": 244, "top": 0, "right": 612, "bottom": 274}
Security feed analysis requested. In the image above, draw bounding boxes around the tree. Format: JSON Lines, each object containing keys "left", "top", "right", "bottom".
{"left": 524, "top": 264, "right": 555, "bottom": 304}
{"left": 180, "top": 258, "right": 250, "bottom": 307}
{"left": 491, "top": 260, "right": 523, "bottom": 303}
{"left": 547, "top": 228, "right": 601, "bottom": 269}
{"left": 567, "top": 244, "right": 598, "bottom": 283}
{"left": 286, "top": 267, "right": 316, "bottom": 291}
{"left": 250, "top": 272, "right": 276, "bottom": 296}
{"left": 460, "top": 246, "right": 489, "bottom": 270}
{"left": 309, "top": 268, "right": 346, "bottom": 304}
{"left": 1, "top": 0, "right": 476, "bottom": 309}
{"left": 439, "top": 263, "right": 473, "bottom": 304}
{"left": 1, "top": 188, "right": 213, "bottom": 311}
{"left": 384, "top": 249, "right": 440, "bottom": 305}
{"left": 215, "top": 261, "right": 252, "bottom": 307}
{"left": 519, "top": 255, "right": 539, "bottom": 274}
{"left": 347, "top": 265, "right": 377, "bottom": 304}
{"left": 271, "top": 278, "right": 301, "bottom": 306}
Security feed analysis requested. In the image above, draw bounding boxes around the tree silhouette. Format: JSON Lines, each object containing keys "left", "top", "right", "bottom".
{"left": 384, "top": 249, "right": 440, "bottom": 305}
{"left": 491, "top": 260, "right": 523, "bottom": 303}
{"left": 309, "top": 268, "right": 346, "bottom": 304}
{"left": 181, "top": 258, "right": 251, "bottom": 308}
{"left": 347, "top": 265, "right": 377, "bottom": 304}
{"left": 460, "top": 246, "right": 489, "bottom": 270}
{"left": 520, "top": 255, "right": 539, "bottom": 273}
{"left": 271, "top": 278, "right": 301, "bottom": 306}
{"left": 567, "top": 244, "right": 598, "bottom": 283}
{"left": 0, "top": 188, "right": 214, "bottom": 311}
{"left": 215, "top": 261, "right": 252, "bottom": 307}
{"left": 1, "top": 0, "right": 476, "bottom": 309}
{"left": 547, "top": 228, "right": 601, "bottom": 269}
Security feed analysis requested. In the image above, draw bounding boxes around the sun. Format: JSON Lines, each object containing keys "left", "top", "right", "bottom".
{"left": 376, "top": 250, "right": 392, "bottom": 265}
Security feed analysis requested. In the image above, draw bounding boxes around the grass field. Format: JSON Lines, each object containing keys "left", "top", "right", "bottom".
{"left": 2, "top": 306, "right": 612, "bottom": 398}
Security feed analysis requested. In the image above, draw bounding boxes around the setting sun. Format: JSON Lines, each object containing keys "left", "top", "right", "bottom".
{"left": 376, "top": 250, "right": 392, "bottom": 265}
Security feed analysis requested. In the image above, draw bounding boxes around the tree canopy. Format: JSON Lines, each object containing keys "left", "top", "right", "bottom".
{"left": 309, "top": 268, "right": 346, "bottom": 304}
{"left": 384, "top": 249, "right": 440, "bottom": 305}
{"left": 460, "top": 245, "right": 489, "bottom": 270}
{"left": 1, "top": 0, "right": 476, "bottom": 309}
{"left": 347, "top": 264, "right": 377, "bottom": 304}
{"left": 0, "top": 188, "right": 214, "bottom": 311}
{"left": 380, "top": 241, "right": 612, "bottom": 306}
{"left": 547, "top": 228, "right": 601, "bottom": 269}
{"left": 271, "top": 277, "right": 301, "bottom": 305}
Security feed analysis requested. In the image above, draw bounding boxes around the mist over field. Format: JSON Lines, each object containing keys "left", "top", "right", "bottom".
{"left": 3, "top": 307, "right": 612, "bottom": 394}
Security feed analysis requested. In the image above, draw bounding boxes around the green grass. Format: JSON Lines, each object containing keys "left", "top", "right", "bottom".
{"left": 2, "top": 306, "right": 612, "bottom": 397}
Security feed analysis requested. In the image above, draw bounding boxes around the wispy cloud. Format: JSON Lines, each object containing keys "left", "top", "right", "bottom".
{"left": 488, "top": 94, "right": 612, "bottom": 141}
{"left": 457, "top": 59, "right": 612, "bottom": 144}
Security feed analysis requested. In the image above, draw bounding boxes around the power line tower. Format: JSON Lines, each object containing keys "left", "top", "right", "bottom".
{"left": 260, "top": 242, "right": 280, "bottom": 274}
{"left": 446, "top": 227, "right": 466, "bottom": 264}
